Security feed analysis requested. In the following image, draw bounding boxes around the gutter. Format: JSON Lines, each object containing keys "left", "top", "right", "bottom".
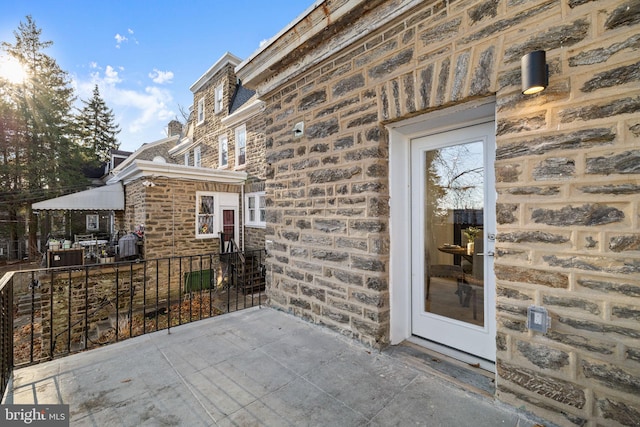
{"left": 236, "top": 0, "right": 424, "bottom": 95}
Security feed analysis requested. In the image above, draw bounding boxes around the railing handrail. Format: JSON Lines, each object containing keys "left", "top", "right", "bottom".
{"left": 0, "top": 270, "right": 14, "bottom": 293}
{"left": 219, "top": 232, "right": 246, "bottom": 264}
{"left": 1, "top": 249, "right": 265, "bottom": 276}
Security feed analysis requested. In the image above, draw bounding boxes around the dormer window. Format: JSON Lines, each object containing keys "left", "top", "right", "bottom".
{"left": 214, "top": 84, "right": 223, "bottom": 114}
{"left": 184, "top": 151, "right": 190, "bottom": 166}
{"left": 197, "top": 97, "right": 205, "bottom": 125}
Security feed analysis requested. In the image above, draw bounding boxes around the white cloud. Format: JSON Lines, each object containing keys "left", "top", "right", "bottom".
{"left": 103, "top": 65, "right": 122, "bottom": 84}
{"left": 115, "top": 33, "right": 128, "bottom": 48}
{"left": 89, "top": 61, "right": 98, "bottom": 69}
{"left": 126, "top": 86, "right": 175, "bottom": 132}
{"left": 149, "top": 68, "right": 174, "bottom": 84}
{"left": 127, "top": 29, "right": 139, "bottom": 45}
{"left": 72, "top": 65, "right": 176, "bottom": 150}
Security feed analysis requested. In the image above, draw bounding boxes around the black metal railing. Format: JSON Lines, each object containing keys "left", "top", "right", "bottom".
{"left": 0, "top": 249, "right": 266, "bottom": 397}
{"left": 0, "top": 272, "right": 14, "bottom": 398}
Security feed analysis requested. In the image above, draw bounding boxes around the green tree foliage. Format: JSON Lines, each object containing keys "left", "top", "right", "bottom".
{"left": 0, "top": 16, "right": 92, "bottom": 257}
{"left": 76, "top": 84, "right": 120, "bottom": 163}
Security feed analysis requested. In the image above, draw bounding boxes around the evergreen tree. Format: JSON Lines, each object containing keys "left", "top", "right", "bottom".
{"left": 76, "top": 84, "right": 120, "bottom": 162}
{"left": 0, "top": 15, "right": 87, "bottom": 258}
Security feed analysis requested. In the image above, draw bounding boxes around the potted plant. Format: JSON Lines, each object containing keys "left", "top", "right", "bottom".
{"left": 98, "top": 247, "right": 116, "bottom": 264}
{"left": 463, "top": 227, "right": 480, "bottom": 256}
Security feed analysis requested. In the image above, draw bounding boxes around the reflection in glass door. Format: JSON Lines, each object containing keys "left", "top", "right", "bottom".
{"left": 411, "top": 121, "right": 495, "bottom": 362}
{"left": 424, "top": 142, "right": 484, "bottom": 326}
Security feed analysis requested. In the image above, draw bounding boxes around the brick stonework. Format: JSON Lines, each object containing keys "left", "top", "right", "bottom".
{"left": 242, "top": 0, "right": 640, "bottom": 425}
{"left": 127, "top": 57, "right": 267, "bottom": 260}
{"left": 193, "top": 63, "right": 237, "bottom": 168}
{"left": 129, "top": 177, "right": 243, "bottom": 260}
{"left": 187, "top": 60, "right": 266, "bottom": 252}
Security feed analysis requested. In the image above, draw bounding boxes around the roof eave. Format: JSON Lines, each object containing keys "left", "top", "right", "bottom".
{"left": 236, "top": 0, "right": 423, "bottom": 95}
{"left": 221, "top": 99, "right": 265, "bottom": 128}
{"left": 190, "top": 52, "right": 242, "bottom": 93}
{"left": 110, "top": 135, "right": 180, "bottom": 175}
{"left": 107, "top": 160, "right": 247, "bottom": 186}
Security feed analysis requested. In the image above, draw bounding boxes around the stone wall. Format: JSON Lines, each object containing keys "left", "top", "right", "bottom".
{"left": 190, "top": 61, "right": 266, "bottom": 253}
{"left": 137, "top": 177, "right": 242, "bottom": 260}
{"left": 244, "top": 112, "right": 267, "bottom": 181}
{"left": 193, "top": 63, "right": 236, "bottom": 169}
{"left": 123, "top": 180, "right": 146, "bottom": 234}
{"left": 254, "top": 0, "right": 639, "bottom": 425}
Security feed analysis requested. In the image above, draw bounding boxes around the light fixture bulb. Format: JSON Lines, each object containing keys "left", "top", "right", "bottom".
{"left": 523, "top": 85, "right": 545, "bottom": 95}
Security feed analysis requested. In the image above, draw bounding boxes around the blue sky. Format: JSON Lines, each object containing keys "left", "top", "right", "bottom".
{"left": 0, "top": 1, "right": 312, "bottom": 152}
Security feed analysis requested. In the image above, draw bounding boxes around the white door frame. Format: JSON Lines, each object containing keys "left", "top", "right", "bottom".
{"left": 387, "top": 98, "right": 496, "bottom": 347}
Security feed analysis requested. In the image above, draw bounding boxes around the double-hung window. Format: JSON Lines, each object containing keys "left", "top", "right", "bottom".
{"left": 219, "top": 135, "right": 228, "bottom": 168}
{"left": 245, "top": 192, "right": 266, "bottom": 227}
{"left": 194, "top": 146, "right": 201, "bottom": 167}
{"left": 184, "top": 151, "right": 190, "bottom": 166}
{"left": 197, "top": 97, "right": 205, "bottom": 124}
{"left": 214, "top": 84, "right": 223, "bottom": 114}
{"left": 235, "top": 125, "right": 246, "bottom": 167}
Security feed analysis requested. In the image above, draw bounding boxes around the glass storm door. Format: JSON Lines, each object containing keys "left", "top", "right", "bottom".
{"left": 411, "top": 121, "right": 496, "bottom": 362}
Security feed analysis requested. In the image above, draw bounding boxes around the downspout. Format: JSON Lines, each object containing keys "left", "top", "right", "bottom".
{"left": 172, "top": 185, "right": 175, "bottom": 257}
{"left": 241, "top": 184, "right": 245, "bottom": 252}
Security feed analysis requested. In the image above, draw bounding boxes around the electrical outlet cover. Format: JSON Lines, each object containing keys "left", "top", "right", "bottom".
{"left": 527, "top": 305, "right": 550, "bottom": 333}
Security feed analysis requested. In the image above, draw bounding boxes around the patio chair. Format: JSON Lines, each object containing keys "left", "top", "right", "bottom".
{"left": 75, "top": 234, "right": 95, "bottom": 258}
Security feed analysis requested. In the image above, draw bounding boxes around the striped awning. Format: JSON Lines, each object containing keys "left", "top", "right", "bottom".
{"left": 32, "top": 183, "right": 124, "bottom": 211}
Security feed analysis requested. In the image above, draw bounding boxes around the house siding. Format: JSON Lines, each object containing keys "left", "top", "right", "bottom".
{"left": 193, "top": 64, "right": 237, "bottom": 169}
{"left": 187, "top": 62, "right": 266, "bottom": 252}
{"left": 126, "top": 177, "right": 245, "bottom": 260}
{"left": 245, "top": 0, "right": 640, "bottom": 426}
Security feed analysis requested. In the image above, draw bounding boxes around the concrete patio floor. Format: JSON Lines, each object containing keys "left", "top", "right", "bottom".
{"left": 4, "top": 307, "right": 550, "bottom": 426}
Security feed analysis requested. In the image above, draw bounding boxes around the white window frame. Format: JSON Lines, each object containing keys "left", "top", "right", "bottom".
{"left": 195, "top": 192, "right": 239, "bottom": 239}
{"left": 194, "top": 146, "right": 201, "bottom": 167}
{"left": 214, "top": 84, "right": 224, "bottom": 114}
{"left": 245, "top": 192, "right": 266, "bottom": 228}
{"left": 184, "top": 151, "right": 189, "bottom": 166}
{"left": 235, "top": 125, "right": 246, "bottom": 168}
{"left": 219, "top": 135, "right": 228, "bottom": 168}
{"left": 197, "top": 97, "right": 205, "bottom": 125}
{"left": 196, "top": 192, "right": 217, "bottom": 238}
{"left": 86, "top": 214, "right": 99, "bottom": 231}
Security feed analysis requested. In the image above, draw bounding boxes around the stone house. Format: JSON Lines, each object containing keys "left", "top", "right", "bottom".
{"left": 107, "top": 52, "right": 266, "bottom": 260}
{"left": 234, "top": 1, "right": 640, "bottom": 426}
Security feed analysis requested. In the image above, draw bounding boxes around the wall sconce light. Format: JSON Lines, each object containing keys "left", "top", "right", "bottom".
{"left": 521, "top": 50, "right": 548, "bottom": 95}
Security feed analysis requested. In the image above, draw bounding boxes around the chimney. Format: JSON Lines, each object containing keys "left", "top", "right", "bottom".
{"left": 167, "top": 120, "right": 182, "bottom": 137}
